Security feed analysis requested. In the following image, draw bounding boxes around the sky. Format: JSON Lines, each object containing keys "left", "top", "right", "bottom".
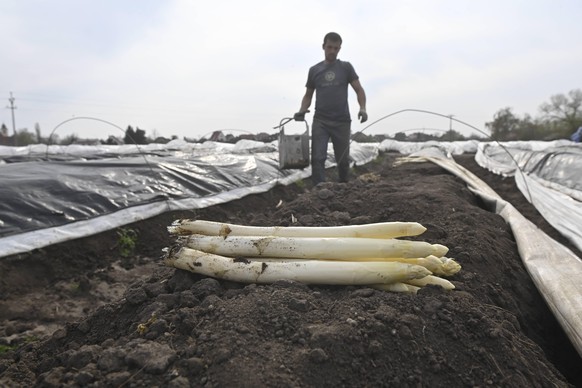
{"left": 1, "top": 0, "right": 581, "bottom": 142}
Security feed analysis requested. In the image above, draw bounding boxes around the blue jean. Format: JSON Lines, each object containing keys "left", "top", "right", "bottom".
{"left": 311, "top": 118, "right": 351, "bottom": 185}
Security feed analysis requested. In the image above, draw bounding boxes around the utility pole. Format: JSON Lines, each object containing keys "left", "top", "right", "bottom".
{"left": 7, "top": 92, "right": 17, "bottom": 146}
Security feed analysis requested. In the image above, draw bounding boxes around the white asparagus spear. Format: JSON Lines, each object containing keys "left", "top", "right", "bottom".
{"left": 245, "top": 259, "right": 439, "bottom": 293}
{"left": 370, "top": 283, "right": 421, "bottom": 294}
{"left": 164, "top": 247, "right": 431, "bottom": 285}
{"left": 248, "top": 255, "right": 460, "bottom": 276}
{"left": 351, "top": 255, "right": 460, "bottom": 276}
{"left": 434, "top": 256, "right": 462, "bottom": 276}
{"left": 168, "top": 219, "right": 427, "bottom": 239}
{"left": 387, "top": 256, "right": 460, "bottom": 276}
{"left": 324, "top": 255, "right": 459, "bottom": 274}
{"left": 405, "top": 275, "right": 455, "bottom": 290}
{"left": 182, "top": 234, "right": 448, "bottom": 260}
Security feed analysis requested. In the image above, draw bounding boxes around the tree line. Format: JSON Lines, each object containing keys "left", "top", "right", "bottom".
{"left": 485, "top": 89, "right": 582, "bottom": 141}
{"left": 2, "top": 89, "right": 581, "bottom": 146}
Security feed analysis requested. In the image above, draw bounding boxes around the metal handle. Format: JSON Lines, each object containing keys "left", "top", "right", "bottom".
{"left": 274, "top": 117, "right": 309, "bottom": 134}
{"left": 273, "top": 117, "right": 294, "bottom": 129}
{"left": 273, "top": 110, "right": 311, "bottom": 130}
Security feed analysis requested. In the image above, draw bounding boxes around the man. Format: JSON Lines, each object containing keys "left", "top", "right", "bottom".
{"left": 294, "top": 32, "right": 367, "bottom": 185}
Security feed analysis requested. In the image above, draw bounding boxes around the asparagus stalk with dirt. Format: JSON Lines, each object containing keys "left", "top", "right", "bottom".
{"left": 164, "top": 246, "right": 432, "bottom": 285}
{"left": 168, "top": 219, "right": 427, "bottom": 239}
{"left": 181, "top": 234, "right": 448, "bottom": 260}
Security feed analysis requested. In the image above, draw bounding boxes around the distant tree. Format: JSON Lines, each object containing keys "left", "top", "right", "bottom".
{"left": 373, "top": 134, "right": 385, "bottom": 142}
{"left": 439, "top": 129, "right": 464, "bottom": 142}
{"left": 539, "top": 89, "right": 582, "bottom": 138}
{"left": 60, "top": 134, "right": 79, "bottom": 145}
{"left": 124, "top": 126, "right": 136, "bottom": 144}
{"left": 15, "top": 128, "right": 37, "bottom": 146}
{"left": 1, "top": 123, "right": 8, "bottom": 136}
{"left": 467, "top": 132, "right": 486, "bottom": 140}
{"left": 351, "top": 132, "right": 376, "bottom": 142}
{"left": 48, "top": 133, "right": 60, "bottom": 145}
{"left": 134, "top": 127, "right": 148, "bottom": 144}
{"left": 124, "top": 126, "right": 147, "bottom": 144}
{"left": 104, "top": 135, "right": 123, "bottom": 145}
{"left": 513, "top": 113, "right": 547, "bottom": 140}
{"left": 408, "top": 132, "right": 439, "bottom": 142}
{"left": 394, "top": 132, "right": 406, "bottom": 141}
{"left": 485, "top": 107, "right": 521, "bottom": 141}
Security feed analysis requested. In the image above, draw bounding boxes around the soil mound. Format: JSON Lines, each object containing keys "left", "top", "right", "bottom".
{"left": 1, "top": 153, "right": 580, "bottom": 387}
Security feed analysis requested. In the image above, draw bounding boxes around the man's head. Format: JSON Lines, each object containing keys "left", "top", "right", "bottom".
{"left": 322, "top": 32, "right": 342, "bottom": 63}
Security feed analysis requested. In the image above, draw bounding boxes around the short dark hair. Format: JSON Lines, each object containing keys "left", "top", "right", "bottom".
{"left": 323, "top": 32, "right": 342, "bottom": 45}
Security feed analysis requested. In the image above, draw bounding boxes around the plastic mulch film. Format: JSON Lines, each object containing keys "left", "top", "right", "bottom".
{"left": 0, "top": 140, "right": 379, "bottom": 258}
{"left": 475, "top": 141, "right": 582, "bottom": 252}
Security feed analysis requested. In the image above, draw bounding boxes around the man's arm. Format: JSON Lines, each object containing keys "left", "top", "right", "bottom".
{"left": 294, "top": 87, "right": 314, "bottom": 121}
{"left": 299, "top": 87, "right": 314, "bottom": 113}
{"left": 350, "top": 79, "right": 366, "bottom": 112}
{"left": 350, "top": 79, "right": 368, "bottom": 123}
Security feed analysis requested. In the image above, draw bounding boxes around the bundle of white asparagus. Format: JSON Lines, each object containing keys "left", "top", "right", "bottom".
{"left": 163, "top": 219, "right": 461, "bottom": 293}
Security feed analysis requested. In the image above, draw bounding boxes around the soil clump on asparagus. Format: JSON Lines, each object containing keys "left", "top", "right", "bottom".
{"left": 1, "top": 152, "right": 581, "bottom": 387}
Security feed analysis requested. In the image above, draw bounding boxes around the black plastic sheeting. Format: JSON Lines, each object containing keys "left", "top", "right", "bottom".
{"left": 0, "top": 141, "right": 378, "bottom": 257}
{"left": 1, "top": 155, "right": 268, "bottom": 237}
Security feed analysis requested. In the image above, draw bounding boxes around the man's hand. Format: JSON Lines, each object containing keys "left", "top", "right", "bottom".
{"left": 358, "top": 110, "right": 368, "bottom": 123}
{"left": 293, "top": 111, "right": 309, "bottom": 121}
{"left": 293, "top": 112, "right": 306, "bottom": 121}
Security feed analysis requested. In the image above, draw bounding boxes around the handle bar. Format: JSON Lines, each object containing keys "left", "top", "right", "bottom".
{"left": 273, "top": 110, "right": 310, "bottom": 129}
{"left": 273, "top": 117, "right": 293, "bottom": 129}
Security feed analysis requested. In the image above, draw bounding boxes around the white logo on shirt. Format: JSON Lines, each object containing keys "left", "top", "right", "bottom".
{"left": 325, "top": 71, "right": 335, "bottom": 82}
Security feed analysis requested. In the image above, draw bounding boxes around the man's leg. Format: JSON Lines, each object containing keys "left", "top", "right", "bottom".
{"left": 330, "top": 122, "right": 351, "bottom": 182}
{"left": 311, "top": 119, "right": 330, "bottom": 185}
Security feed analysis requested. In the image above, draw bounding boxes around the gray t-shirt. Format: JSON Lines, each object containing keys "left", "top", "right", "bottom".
{"left": 306, "top": 59, "right": 358, "bottom": 122}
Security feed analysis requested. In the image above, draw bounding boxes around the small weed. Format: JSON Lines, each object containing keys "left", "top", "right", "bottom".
{"left": 24, "top": 336, "right": 39, "bottom": 344}
{"left": 295, "top": 179, "right": 306, "bottom": 189}
{"left": 0, "top": 336, "right": 39, "bottom": 354}
{"left": 136, "top": 313, "right": 158, "bottom": 335}
{"left": 117, "top": 227, "right": 138, "bottom": 258}
{"left": 0, "top": 344, "right": 16, "bottom": 354}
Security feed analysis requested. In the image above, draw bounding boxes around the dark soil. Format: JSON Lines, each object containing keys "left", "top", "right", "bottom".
{"left": 1, "top": 152, "right": 581, "bottom": 388}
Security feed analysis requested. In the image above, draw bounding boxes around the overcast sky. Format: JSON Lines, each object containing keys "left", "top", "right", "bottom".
{"left": 1, "top": 0, "right": 581, "bottom": 141}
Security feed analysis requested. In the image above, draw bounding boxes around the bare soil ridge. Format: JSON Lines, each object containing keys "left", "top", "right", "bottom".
{"left": 1, "top": 153, "right": 580, "bottom": 387}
